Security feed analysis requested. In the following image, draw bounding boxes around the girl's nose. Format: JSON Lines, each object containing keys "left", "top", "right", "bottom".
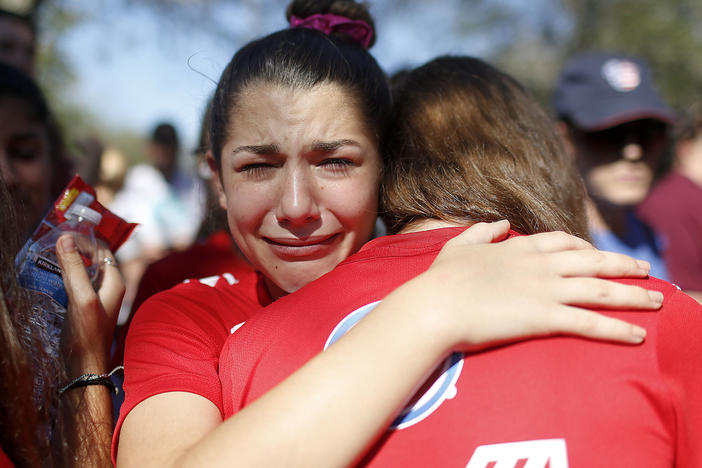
{"left": 274, "top": 166, "right": 321, "bottom": 227}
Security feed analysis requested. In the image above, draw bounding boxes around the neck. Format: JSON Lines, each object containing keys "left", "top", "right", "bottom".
{"left": 264, "top": 277, "right": 289, "bottom": 301}
{"left": 398, "top": 218, "right": 469, "bottom": 235}
{"left": 586, "top": 197, "right": 632, "bottom": 238}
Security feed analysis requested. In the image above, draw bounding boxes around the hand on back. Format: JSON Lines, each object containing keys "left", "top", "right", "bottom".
{"left": 400, "top": 220, "right": 662, "bottom": 352}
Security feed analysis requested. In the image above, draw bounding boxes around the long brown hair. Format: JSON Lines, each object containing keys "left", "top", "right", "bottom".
{"left": 381, "top": 56, "right": 589, "bottom": 238}
{"left": 0, "top": 178, "right": 103, "bottom": 467}
{"left": 0, "top": 175, "right": 51, "bottom": 466}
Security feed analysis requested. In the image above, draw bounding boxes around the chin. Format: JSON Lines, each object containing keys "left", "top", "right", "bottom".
{"left": 598, "top": 185, "right": 648, "bottom": 206}
{"left": 271, "top": 262, "right": 336, "bottom": 296}
{"left": 615, "top": 193, "right": 648, "bottom": 206}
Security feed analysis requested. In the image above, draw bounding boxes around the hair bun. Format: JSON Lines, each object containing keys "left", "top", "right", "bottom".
{"left": 286, "top": 0, "right": 376, "bottom": 47}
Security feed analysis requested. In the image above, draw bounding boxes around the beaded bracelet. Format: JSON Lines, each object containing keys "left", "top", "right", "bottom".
{"left": 58, "top": 366, "right": 123, "bottom": 396}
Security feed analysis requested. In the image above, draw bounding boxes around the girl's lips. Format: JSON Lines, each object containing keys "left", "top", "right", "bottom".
{"left": 263, "top": 233, "right": 341, "bottom": 259}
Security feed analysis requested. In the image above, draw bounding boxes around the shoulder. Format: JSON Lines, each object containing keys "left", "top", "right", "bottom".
{"left": 650, "top": 278, "right": 702, "bottom": 355}
{"left": 605, "top": 276, "right": 700, "bottom": 349}
{"left": 618, "top": 276, "right": 702, "bottom": 373}
{"left": 637, "top": 276, "right": 701, "bottom": 323}
{"left": 640, "top": 278, "right": 702, "bottom": 464}
{"left": 129, "top": 273, "right": 265, "bottom": 341}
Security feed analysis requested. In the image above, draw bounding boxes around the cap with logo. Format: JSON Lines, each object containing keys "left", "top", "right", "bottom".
{"left": 553, "top": 52, "right": 676, "bottom": 131}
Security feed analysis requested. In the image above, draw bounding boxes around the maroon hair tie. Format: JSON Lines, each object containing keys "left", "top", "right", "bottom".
{"left": 290, "top": 13, "right": 373, "bottom": 49}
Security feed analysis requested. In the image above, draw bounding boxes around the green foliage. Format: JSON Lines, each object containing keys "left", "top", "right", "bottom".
{"left": 32, "top": 1, "right": 91, "bottom": 152}
{"left": 559, "top": 0, "right": 702, "bottom": 111}
{"left": 465, "top": 0, "right": 702, "bottom": 113}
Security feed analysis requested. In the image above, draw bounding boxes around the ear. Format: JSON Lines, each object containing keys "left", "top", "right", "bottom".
{"left": 206, "top": 151, "right": 228, "bottom": 210}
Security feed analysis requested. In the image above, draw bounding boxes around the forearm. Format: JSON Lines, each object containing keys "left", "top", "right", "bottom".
{"left": 64, "top": 354, "right": 114, "bottom": 467}
{"left": 177, "top": 276, "right": 450, "bottom": 467}
{"left": 67, "top": 387, "right": 114, "bottom": 467}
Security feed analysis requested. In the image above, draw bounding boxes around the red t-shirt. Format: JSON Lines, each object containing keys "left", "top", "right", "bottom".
{"left": 219, "top": 227, "right": 702, "bottom": 467}
{"left": 0, "top": 447, "right": 13, "bottom": 468}
{"left": 112, "top": 264, "right": 272, "bottom": 461}
{"left": 113, "top": 230, "right": 249, "bottom": 367}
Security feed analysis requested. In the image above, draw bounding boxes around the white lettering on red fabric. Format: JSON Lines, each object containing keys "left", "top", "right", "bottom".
{"left": 183, "top": 272, "right": 240, "bottom": 287}
{"left": 465, "top": 439, "right": 568, "bottom": 468}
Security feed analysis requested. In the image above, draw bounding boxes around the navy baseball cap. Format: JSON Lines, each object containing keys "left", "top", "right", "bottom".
{"left": 553, "top": 52, "right": 676, "bottom": 131}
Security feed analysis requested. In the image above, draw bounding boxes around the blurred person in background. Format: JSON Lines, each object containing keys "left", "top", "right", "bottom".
{"left": 110, "top": 121, "right": 205, "bottom": 323}
{"left": 553, "top": 51, "right": 675, "bottom": 280}
{"left": 94, "top": 146, "right": 128, "bottom": 206}
{"left": 0, "top": 8, "right": 35, "bottom": 77}
{"left": 638, "top": 101, "right": 702, "bottom": 303}
{"left": 0, "top": 7, "right": 74, "bottom": 201}
{"left": 0, "top": 62, "right": 72, "bottom": 244}
{"left": 72, "top": 136, "right": 106, "bottom": 189}
{"left": 112, "top": 121, "right": 204, "bottom": 263}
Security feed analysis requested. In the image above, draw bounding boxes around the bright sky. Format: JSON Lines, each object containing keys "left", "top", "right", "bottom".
{"left": 60, "top": 1, "right": 493, "bottom": 164}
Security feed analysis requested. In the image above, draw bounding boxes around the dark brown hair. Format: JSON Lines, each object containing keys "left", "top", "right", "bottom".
{"left": 381, "top": 56, "right": 589, "bottom": 238}
{"left": 0, "top": 175, "right": 54, "bottom": 466}
{"left": 209, "top": 0, "right": 391, "bottom": 166}
{"left": 151, "top": 122, "right": 179, "bottom": 151}
{"left": 0, "top": 9, "right": 36, "bottom": 36}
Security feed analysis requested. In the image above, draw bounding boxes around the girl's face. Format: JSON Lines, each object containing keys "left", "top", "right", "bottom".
{"left": 212, "top": 82, "right": 381, "bottom": 298}
{"left": 0, "top": 96, "right": 51, "bottom": 238}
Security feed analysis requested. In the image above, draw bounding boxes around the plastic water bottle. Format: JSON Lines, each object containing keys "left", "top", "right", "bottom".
{"left": 16, "top": 202, "right": 103, "bottom": 359}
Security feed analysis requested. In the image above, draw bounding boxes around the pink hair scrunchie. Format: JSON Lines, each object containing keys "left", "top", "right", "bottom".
{"left": 290, "top": 13, "right": 373, "bottom": 49}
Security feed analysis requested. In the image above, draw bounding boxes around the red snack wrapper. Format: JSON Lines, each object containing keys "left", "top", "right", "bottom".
{"left": 28, "top": 175, "right": 137, "bottom": 253}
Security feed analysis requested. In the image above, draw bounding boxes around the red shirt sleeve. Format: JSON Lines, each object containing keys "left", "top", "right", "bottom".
{"left": 111, "top": 277, "right": 263, "bottom": 463}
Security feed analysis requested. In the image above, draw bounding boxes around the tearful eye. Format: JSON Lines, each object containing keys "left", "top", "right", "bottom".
{"left": 320, "top": 158, "right": 353, "bottom": 172}
{"left": 239, "top": 163, "right": 274, "bottom": 178}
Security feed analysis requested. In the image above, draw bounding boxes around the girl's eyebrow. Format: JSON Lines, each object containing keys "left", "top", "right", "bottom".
{"left": 309, "top": 139, "right": 360, "bottom": 153}
{"left": 232, "top": 144, "right": 279, "bottom": 155}
{"left": 232, "top": 140, "right": 360, "bottom": 156}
